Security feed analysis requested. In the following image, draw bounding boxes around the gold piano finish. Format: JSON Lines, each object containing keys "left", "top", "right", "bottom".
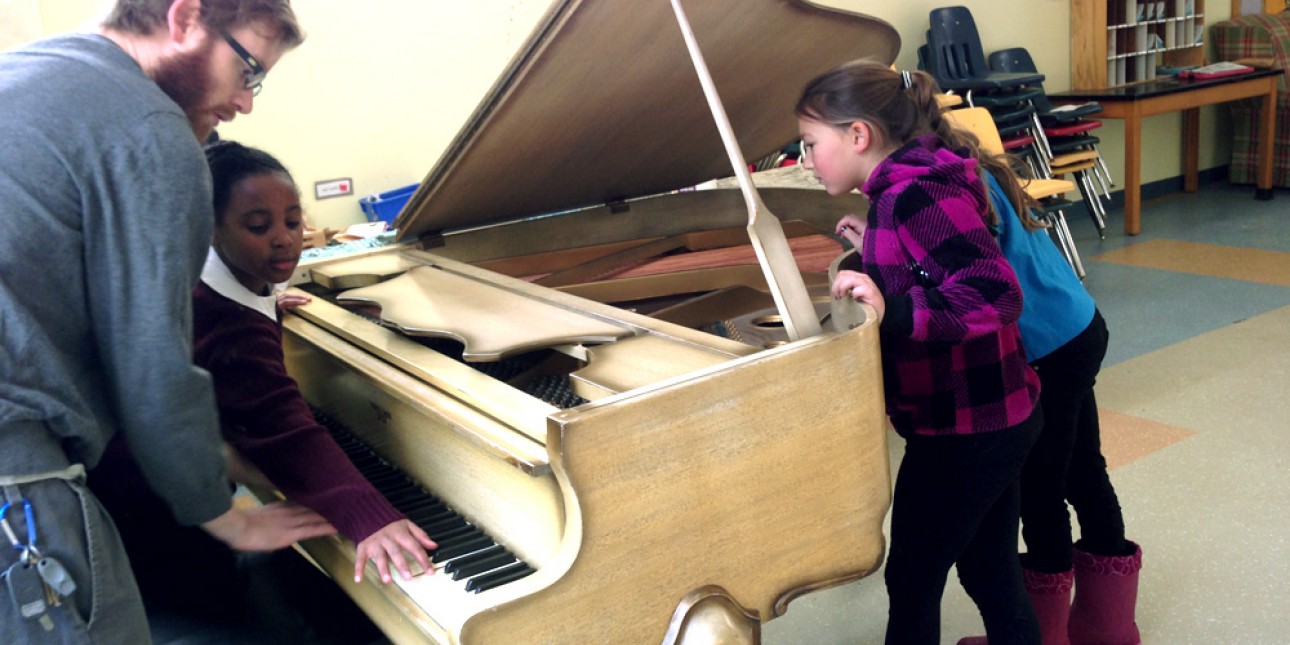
{"left": 284, "top": 258, "right": 888, "bottom": 643}
{"left": 279, "top": 0, "right": 900, "bottom": 642}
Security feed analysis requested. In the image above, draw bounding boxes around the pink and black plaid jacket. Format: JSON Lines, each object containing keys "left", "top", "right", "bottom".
{"left": 859, "top": 135, "right": 1040, "bottom": 437}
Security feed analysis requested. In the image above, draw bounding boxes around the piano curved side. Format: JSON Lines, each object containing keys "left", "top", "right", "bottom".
{"left": 461, "top": 317, "right": 889, "bottom": 643}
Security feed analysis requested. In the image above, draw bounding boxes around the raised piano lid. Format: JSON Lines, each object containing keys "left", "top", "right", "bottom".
{"left": 393, "top": 0, "right": 900, "bottom": 239}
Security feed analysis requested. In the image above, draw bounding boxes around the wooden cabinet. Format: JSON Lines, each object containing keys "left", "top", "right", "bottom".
{"left": 1230, "top": 0, "right": 1286, "bottom": 15}
{"left": 1073, "top": 0, "right": 1207, "bottom": 88}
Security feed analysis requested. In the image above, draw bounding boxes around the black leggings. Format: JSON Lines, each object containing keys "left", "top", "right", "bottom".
{"left": 884, "top": 412, "right": 1043, "bottom": 645}
{"left": 1020, "top": 310, "right": 1128, "bottom": 573}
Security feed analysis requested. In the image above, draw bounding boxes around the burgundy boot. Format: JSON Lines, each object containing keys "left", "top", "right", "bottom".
{"left": 956, "top": 567, "right": 1073, "bottom": 645}
{"left": 1068, "top": 541, "right": 1142, "bottom": 645}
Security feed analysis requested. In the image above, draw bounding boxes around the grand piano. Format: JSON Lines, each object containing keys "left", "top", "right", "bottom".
{"left": 278, "top": 1, "right": 900, "bottom": 642}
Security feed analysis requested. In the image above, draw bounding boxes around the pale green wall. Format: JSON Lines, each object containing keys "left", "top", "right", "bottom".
{"left": 7, "top": 0, "right": 1235, "bottom": 229}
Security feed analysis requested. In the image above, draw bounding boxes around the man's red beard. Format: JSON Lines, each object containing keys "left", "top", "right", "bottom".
{"left": 152, "top": 41, "right": 217, "bottom": 141}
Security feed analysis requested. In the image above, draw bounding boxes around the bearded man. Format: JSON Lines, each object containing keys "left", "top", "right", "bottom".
{"left": 0, "top": 2, "right": 336, "bottom": 642}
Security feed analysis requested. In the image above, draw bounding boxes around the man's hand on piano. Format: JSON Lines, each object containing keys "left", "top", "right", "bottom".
{"left": 201, "top": 502, "right": 337, "bottom": 552}
{"left": 354, "top": 519, "right": 438, "bottom": 585}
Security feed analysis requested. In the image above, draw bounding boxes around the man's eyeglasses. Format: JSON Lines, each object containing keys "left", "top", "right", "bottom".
{"left": 220, "top": 31, "right": 266, "bottom": 97}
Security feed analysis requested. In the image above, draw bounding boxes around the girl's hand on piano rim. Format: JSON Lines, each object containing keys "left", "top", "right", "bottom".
{"left": 355, "top": 519, "right": 439, "bottom": 584}
{"left": 831, "top": 269, "right": 885, "bottom": 325}
{"left": 835, "top": 214, "right": 867, "bottom": 249}
{"left": 275, "top": 290, "right": 313, "bottom": 310}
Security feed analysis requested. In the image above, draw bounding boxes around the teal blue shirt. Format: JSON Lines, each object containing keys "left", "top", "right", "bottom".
{"left": 986, "top": 173, "right": 1095, "bottom": 361}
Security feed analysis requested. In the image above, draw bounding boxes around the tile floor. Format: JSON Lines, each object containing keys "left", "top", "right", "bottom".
{"left": 762, "top": 182, "right": 1290, "bottom": 644}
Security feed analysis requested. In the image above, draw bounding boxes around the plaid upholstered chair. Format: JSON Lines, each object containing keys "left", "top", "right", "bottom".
{"left": 1211, "top": 12, "right": 1290, "bottom": 188}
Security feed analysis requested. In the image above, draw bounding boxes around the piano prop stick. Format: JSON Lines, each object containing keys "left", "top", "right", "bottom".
{"left": 668, "top": 0, "right": 823, "bottom": 342}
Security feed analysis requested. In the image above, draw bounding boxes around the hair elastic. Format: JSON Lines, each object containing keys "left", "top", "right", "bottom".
{"left": 900, "top": 70, "right": 913, "bottom": 90}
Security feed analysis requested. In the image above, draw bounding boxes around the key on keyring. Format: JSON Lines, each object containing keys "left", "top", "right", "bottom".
{"left": 38, "top": 556, "right": 76, "bottom": 600}
{"left": 6, "top": 560, "right": 55, "bottom": 631}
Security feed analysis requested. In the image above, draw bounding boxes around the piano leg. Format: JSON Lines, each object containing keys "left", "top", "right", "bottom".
{"left": 662, "top": 586, "right": 760, "bottom": 645}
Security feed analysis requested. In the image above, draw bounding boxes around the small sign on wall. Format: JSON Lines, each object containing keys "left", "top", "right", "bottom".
{"left": 315, "top": 178, "right": 354, "bottom": 200}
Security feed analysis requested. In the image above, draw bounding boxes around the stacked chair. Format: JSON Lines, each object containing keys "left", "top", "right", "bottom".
{"left": 988, "top": 47, "right": 1115, "bottom": 239}
{"left": 920, "top": 7, "right": 1114, "bottom": 242}
{"left": 920, "top": 7, "right": 1053, "bottom": 177}
{"left": 945, "top": 106, "right": 1089, "bottom": 279}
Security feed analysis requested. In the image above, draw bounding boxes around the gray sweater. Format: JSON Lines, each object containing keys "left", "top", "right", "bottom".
{"left": 0, "top": 34, "right": 230, "bottom": 525}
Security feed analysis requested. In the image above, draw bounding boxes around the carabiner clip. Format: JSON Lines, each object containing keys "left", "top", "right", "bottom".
{"left": 0, "top": 499, "right": 36, "bottom": 553}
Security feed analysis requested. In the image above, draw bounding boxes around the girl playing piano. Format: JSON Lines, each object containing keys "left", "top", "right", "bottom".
{"left": 91, "top": 141, "right": 436, "bottom": 642}
{"left": 195, "top": 140, "right": 437, "bottom": 585}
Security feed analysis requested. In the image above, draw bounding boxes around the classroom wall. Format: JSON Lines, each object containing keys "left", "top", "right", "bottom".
{"left": 9, "top": 0, "right": 1235, "bottom": 230}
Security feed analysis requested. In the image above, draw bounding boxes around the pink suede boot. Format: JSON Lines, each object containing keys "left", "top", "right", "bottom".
{"left": 1068, "top": 541, "right": 1142, "bottom": 645}
{"left": 955, "top": 567, "right": 1073, "bottom": 645}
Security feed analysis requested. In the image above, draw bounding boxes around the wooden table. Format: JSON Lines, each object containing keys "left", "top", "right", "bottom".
{"left": 1050, "top": 68, "right": 1281, "bottom": 235}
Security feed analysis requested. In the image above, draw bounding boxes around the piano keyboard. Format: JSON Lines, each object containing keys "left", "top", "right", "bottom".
{"left": 313, "top": 409, "right": 537, "bottom": 593}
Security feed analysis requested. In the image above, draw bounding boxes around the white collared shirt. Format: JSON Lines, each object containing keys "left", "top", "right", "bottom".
{"left": 199, "top": 247, "right": 282, "bottom": 323}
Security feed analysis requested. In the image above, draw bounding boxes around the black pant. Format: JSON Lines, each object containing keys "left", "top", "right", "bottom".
{"left": 90, "top": 436, "right": 386, "bottom": 644}
{"left": 1020, "top": 310, "right": 1128, "bottom": 573}
{"left": 884, "top": 412, "right": 1043, "bottom": 645}
{"left": 141, "top": 545, "right": 389, "bottom": 645}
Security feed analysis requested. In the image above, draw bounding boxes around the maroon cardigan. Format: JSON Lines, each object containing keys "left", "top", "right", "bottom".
{"left": 192, "top": 282, "right": 403, "bottom": 542}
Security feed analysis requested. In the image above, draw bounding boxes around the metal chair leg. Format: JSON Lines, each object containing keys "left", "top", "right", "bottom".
{"left": 1092, "top": 143, "right": 1113, "bottom": 187}
{"left": 1078, "top": 171, "right": 1107, "bottom": 238}
{"left": 1047, "top": 208, "right": 1085, "bottom": 279}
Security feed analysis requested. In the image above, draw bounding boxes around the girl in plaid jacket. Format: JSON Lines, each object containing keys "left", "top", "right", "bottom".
{"left": 797, "top": 59, "right": 1042, "bottom": 645}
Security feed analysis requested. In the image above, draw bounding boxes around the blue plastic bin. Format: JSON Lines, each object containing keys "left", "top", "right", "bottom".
{"left": 358, "top": 183, "right": 418, "bottom": 227}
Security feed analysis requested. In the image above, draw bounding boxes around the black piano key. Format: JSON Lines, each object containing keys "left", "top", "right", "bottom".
{"left": 432, "top": 535, "right": 495, "bottom": 562}
{"left": 383, "top": 486, "right": 434, "bottom": 507}
{"left": 393, "top": 497, "right": 448, "bottom": 516}
{"left": 407, "top": 510, "right": 458, "bottom": 530}
{"left": 442, "top": 544, "right": 506, "bottom": 574}
{"left": 431, "top": 528, "right": 493, "bottom": 551}
{"left": 418, "top": 515, "right": 468, "bottom": 535}
{"left": 449, "top": 551, "right": 516, "bottom": 580}
{"left": 364, "top": 471, "right": 410, "bottom": 489}
{"left": 417, "top": 510, "right": 465, "bottom": 527}
{"left": 369, "top": 471, "right": 414, "bottom": 486}
{"left": 425, "top": 523, "right": 476, "bottom": 543}
{"left": 376, "top": 478, "right": 420, "bottom": 495}
{"left": 466, "top": 561, "right": 535, "bottom": 593}
{"left": 350, "top": 460, "right": 389, "bottom": 476}
{"left": 402, "top": 500, "right": 450, "bottom": 516}
{"left": 431, "top": 531, "right": 493, "bottom": 557}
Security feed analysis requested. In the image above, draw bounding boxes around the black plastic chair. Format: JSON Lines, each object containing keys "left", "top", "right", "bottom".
{"left": 988, "top": 46, "right": 1114, "bottom": 211}
{"left": 987, "top": 47, "right": 1102, "bottom": 122}
{"left": 925, "top": 7, "right": 1044, "bottom": 94}
{"left": 924, "top": 7, "right": 1053, "bottom": 177}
